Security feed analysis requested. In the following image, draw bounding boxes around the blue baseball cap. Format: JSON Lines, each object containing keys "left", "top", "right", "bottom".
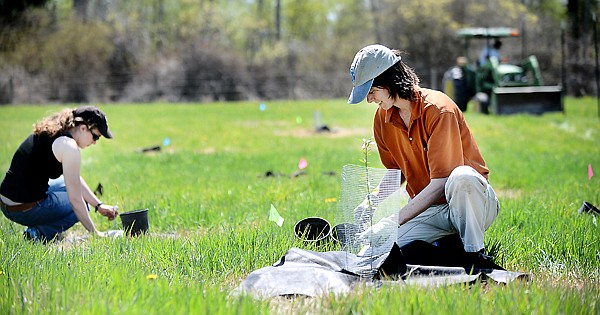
{"left": 348, "top": 44, "right": 401, "bottom": 104}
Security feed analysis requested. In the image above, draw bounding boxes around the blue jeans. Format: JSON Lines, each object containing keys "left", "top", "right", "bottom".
{"left": 1, "top": 176, "right": 80, "bottom": 241}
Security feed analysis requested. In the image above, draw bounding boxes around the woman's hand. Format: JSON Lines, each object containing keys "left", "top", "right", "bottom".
{"left": 97, "top": 204, "right": 119, "bottom": 221}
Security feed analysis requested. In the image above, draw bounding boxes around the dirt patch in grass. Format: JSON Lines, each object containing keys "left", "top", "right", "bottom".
{"left": 51, "top": 228, "right": 181, "bottom": 251}
{"left": 495, "top": 188, "right": 522, "bottom": 199}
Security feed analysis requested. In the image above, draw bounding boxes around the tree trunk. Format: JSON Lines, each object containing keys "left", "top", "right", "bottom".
{"left": 369, "top": 0, "right": 382, "bottom": 43}
{"left": 73, "top": 0, "right": 89, "bottom": 20}
{"left": 275, "top": 0, "right": 281, "bottom": 40}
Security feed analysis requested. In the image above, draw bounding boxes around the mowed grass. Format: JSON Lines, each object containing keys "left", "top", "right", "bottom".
{"left": 0, "top": 98, "right": 598, "bottom": 314}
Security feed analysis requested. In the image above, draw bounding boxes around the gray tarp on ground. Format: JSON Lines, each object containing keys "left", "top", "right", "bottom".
{"left": 235, "top": 244, "right": 529, "bottom": 298}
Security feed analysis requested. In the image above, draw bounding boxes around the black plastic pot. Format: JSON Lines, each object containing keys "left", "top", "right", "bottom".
{"left": 294, "top": 217, "right": 331, "bottom": 245}
{"left": 331, "top": 222, "right": 359, "bottom": 244}
{"left": 120, "top": 209, "right": 149, "bottom": 236}
{"left": 579, "top": 201, "right": 600, "bottom": 215}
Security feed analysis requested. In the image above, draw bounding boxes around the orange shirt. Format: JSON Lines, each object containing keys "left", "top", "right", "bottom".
{"left": 373, "top": 88, "right": 489, "bottom": 203}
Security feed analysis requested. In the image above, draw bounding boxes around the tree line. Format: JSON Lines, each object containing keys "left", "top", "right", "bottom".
{"left": 0, "top": 0, "right": 596, "bottom": 104}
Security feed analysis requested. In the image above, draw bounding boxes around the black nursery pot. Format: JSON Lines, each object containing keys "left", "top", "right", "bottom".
{"left": 120, "top": 209, "right": 149, "bottom": 236}
{"left": 579, "top": 201, "right": 600, "bottom": 215}
{"left": 294, "top": 217, "right": 331, "bottom": 245}
{"left": 331, "top": 222, "right": 359, "bottom": 244}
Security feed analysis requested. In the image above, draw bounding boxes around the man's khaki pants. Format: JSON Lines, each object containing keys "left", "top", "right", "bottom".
{"left": 395, "top": 165, "right": 500, "bottom": 252}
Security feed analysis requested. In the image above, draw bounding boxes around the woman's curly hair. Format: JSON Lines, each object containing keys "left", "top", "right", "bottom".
{"left": 372, "top": 50, "right": 420, "bottom": 102}
{"left": 32, "top": 108, "right": 83, "bottom": 137}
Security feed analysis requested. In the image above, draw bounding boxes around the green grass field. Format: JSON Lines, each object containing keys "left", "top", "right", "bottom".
{"left": 0, "top": 98, "right": 599, "bottom": 314}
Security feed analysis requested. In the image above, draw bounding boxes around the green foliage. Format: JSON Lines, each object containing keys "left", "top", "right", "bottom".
{"left": 2, "top": 0, "right": 592, "bottom": 104}
{"left": 525, "top": 0, "right": 567, "bottom": 20}
{"left": 41, "top": 18, "right": 113, "bottom": 76}
{"left": 0, "top": 0, "right": 51, "bottom": 21}
{"left": 283, "top": 0, "right": 333, "bottom": 41}
{"left": 0, "top": 97, "right": 598, "bottom": 313}
{"left": 0, "top": 8, "right": 54, "bottom": 64}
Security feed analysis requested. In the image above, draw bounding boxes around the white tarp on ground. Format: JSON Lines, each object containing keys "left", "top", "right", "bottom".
{"left": 234, "top": 243, "right": 529, "bottom": 298}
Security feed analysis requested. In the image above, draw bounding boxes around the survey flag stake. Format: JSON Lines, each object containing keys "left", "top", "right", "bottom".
{"left": 589, "top": 164, "right": 594, "bottom": 181}
{"left": 269, "top": 204, "right": 284, "bottom": 227}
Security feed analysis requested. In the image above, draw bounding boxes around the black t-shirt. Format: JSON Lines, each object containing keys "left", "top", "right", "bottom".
{"left": 0, "top": 133, "right": 68, "bottom": 202}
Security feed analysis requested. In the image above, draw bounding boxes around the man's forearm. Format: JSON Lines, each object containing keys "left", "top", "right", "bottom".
{"left": 396, "top": 177, "right": 447, "bottom": 225}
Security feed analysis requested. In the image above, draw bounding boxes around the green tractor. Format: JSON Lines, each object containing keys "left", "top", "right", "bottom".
{"left": 443, "top": 27, "right": 563, "bottom": 115}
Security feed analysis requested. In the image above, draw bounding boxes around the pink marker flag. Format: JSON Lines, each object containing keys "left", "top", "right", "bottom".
{"left": 298, "top": 158, "right": 308, "bottom": 170}
{"left": 589, "top": 164, "right": 594, "bottom": 181}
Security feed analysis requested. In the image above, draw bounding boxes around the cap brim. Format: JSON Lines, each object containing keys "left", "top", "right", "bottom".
{"left": 347, "top": 79, "right": 373, "bottom": 104}
{"left": 98, "top": 126, "right": 113, "bottom": 139}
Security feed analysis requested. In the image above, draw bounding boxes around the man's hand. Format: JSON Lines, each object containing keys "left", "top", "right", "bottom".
{"left": 97, "top": 204, "right": 119, "bottom": 221}
{"left": 356, "top": 216, "right": 399, "bottom": 247}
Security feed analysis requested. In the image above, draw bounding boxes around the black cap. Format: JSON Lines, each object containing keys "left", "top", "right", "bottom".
{"left": 73, "top": 106, "right": 113, "bottom": 139}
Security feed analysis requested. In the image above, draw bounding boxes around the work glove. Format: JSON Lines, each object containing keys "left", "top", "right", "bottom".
{"left": 356, "top": 216, "right": 399, "bottom": 248}
{"left": 353, "top": 193, "right": 380, "bottom": 231}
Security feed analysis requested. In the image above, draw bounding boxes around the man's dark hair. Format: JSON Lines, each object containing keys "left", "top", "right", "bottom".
{"left": 372, "top": 51, "right": 420, "bottom": 102}
{"left": 493, "top": 39, "right": 502, "bottom": 49}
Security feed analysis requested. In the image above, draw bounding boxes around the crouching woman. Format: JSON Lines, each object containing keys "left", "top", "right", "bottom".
{"left": 0, "top": 106, "right": 119, "bottom": 242}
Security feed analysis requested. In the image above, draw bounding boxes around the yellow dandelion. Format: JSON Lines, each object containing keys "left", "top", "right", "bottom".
{"left": 146, "top": 274, "right": 158, "bottom": 280}
{"left": 325, "top": 198, "right": 337, "bottom": 203}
